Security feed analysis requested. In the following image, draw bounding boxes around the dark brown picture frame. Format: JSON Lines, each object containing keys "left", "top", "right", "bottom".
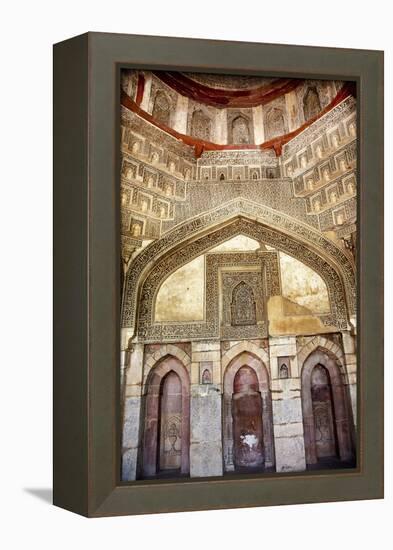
{"left": 53, "top": 32, "right": 384, "bottom": 517}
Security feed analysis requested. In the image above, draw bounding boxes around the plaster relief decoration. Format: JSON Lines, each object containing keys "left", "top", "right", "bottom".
{"left": 120, "top": 69, "right": 357, "bottom": 482}
{"left": 230, "top": 281, "right": 257, "bottom": 326}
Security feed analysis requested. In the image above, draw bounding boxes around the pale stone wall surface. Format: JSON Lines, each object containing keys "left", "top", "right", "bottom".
{"left": 190, "top": 386, "right": 223, "bottom": 477}
{"left": 271, "top": 378, "right": 306, "bottom": 472}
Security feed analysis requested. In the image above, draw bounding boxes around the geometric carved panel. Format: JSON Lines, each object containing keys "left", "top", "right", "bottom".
{"left": 221, "top": 271, "right": 265, "bottom": 340}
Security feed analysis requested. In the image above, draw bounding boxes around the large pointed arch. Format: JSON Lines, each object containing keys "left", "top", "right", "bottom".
{"left": 121, "top": 200, "right": 355, "bottom": 339}
{"left": 141, "top": 354, "right": 190, "bottom": 477}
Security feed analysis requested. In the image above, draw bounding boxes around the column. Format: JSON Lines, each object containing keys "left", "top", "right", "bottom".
{"left": 121, "top": 343, "right": 144, "bottom": 481}
{"left": 269, "top": 336, "right": 307, "bottom": 472}
{"left": 172, "top": 95, "right": 189, "bottom": 134}
{"left": 189, "top": 340, "right": 223, "bottom": 477}
{"left": 140, "top": 72, "right": 152, "bottom": 112}
{"left": 214, "top": 109, "right": 228, "bottom": 144}
{"left": 285, "top": 91, "right": 299, "bottom": 132}
{"left": 252, "top": 105, "right": 264, "bottom": 144}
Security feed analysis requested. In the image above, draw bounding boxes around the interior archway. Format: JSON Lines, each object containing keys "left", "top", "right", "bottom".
{"left": 301, "top": 348, "right": 355, "bottom": 467}
{"left": 232, "top": 366, "right": 264, "bottom": 469}
{"left": 222, "top": 351, "right": 274, "bottom": 472}
{"left": 141, "top": 355, "right": 190, "bottom": 478}
{"left": 122, "top": 203, "right": 355, "bottom": 335}
{"left": 158, "top": 371, "right": 183, "bottom": 471}
{"left": 129, "top": 215, "right": 352, "bottom": 342}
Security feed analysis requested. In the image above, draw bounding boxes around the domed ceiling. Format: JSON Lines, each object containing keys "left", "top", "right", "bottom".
{"left": 184, "top": 73, "right": 277, "bottom": 90}
{"left": 121, "top": 69, "right": 355, "bottom": 157}
{"left": 152, "top": 71, "right": 303, "bottom": 108}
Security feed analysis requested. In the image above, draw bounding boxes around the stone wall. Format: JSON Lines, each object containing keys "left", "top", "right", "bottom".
{"left": 121, "top": 333, "right": 356, "bottom": 480}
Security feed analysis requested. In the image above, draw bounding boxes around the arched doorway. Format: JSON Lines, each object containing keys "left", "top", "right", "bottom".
{"left": 301, "top": 348, "right": 354, "bottom": 466}
{"left": 142, "top": 355, "right": 190, "bottom": 477}
{"left": 232, "top": 366, "right": 264, "bottom": 469}
{"left": 310, "top": 365, "right": 338, "bottom": 459}
{"left": 158, "top": 371, "right": 182, "bottom": 471}
{"left": 223, "top": 351, "right": 274, "bottom": 472}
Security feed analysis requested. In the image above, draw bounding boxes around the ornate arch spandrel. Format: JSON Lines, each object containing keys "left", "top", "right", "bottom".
{"left": 131, "top": 221, "right": 350, "bottom": 341}
{"left": 122, "top": 200, "right": 355, "bottom": 333}
{"left": 221, "top": 341, "right": 270, "bottom": 380}
{"left": 297, "top": 335, "right": 345, "bottom": 374}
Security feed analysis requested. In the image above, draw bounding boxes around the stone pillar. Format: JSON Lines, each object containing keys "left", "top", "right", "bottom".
{"left": 215, "top": 110, "right": 228, "bottom": 144}
{"left": 172, "top": 95, "right": 189, "bottom": 134}
{"left": 189, "top": 341, "right": 223, "bottom": 477}
{"left": 190, "top": 385, "right": 223, "bottom": 477}
{"left": 342, "top": 330, "right": 357, "bottom": 425}
{"left": 140, "top": 72, "right": 152, "bottom": 112}
{"left": 121, "top": 343, "right": 144, "bottom": 481}
{"left": 252, "top": 105, "right": 264, "bottom": 144}
{"left": 285, "top": 90, "right": 299, "bottom": 131}
{"left": 269, "top": 336, "right": 306, "bottom": 472}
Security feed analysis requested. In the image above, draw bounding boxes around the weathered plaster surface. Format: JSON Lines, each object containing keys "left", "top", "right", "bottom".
{"left": 155, "top": 255, "right": 205, "bottom": 321}
{"left": 268, "top": 296, "right": 336, "bottom": 336}
{"left": 279, "top": 252, "right": 330, "bottom": 313}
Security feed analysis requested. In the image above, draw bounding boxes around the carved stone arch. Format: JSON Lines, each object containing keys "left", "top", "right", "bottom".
{"left": 152, "top": 90, "right": 171, "bottom": 126}
{"left": 221, "top": 342, "right": 270, "bottom": 379}
{"left": 297, "top": 335, "right": 345, "bottom": 375}
{"left": 222, "top": 351, "right": 274, "bottom": 471}
{"left": 190, "top": 109, "right": 212, "bottom": 141}
{"left": 135, "top": 219, "right": 351, "bottom": 340}
{"left": 143, "top": 352, "right": 191, "bottom": 391}
{"left": 141, "top": 354, "right": 190, "bottom": 477}
{"left": 122, "top": 201, "right": 355, "bottom": 334}
{"left": 300, "top": 348, "right": 355, "bottom": 466}
{"left": 143, "top": 344, "right": 191, "bottom": 390}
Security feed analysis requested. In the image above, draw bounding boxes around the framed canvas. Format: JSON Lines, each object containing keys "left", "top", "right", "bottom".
{"left": 53, "top": 32, "right": 384, "bottom": 517}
